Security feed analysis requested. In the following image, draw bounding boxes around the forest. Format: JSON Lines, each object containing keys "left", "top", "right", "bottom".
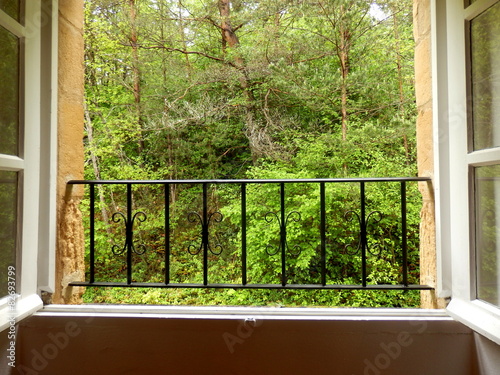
{"left": 82, "top": 0, "right": 422, "bottom": 307}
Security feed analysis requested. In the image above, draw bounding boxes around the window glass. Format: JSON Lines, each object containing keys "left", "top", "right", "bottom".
{"left": 471, "top": 2, "right": 500, "bottom": 150}
{"left": 475, "top": 165, "right": 500, "bottom": 306}
{"left": 0, "top": 170, "right": 18, "bottom": 298}
{"left": 0, "top": 0, "right": 21, "bottom": 23}
{"left": 0, "top": 25, "right": 20, "bottom": 156}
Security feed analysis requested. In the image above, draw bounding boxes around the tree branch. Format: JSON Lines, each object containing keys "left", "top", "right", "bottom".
{"left": 128, "top": 43, "right": 241, "bottom": 69}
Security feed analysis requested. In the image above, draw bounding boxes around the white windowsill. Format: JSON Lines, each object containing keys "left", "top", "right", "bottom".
{"left": 447, "top": 298, "right": 500, "bottom": 345}
{"left": 0, "top": 294, "right": 44, "bottom": 331}
{"left": 36, "top": 304, "right": 451, "bottom": 321}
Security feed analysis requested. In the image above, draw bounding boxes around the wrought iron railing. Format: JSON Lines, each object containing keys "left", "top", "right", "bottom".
{"left": 68, "top": 177, "right": 433, "bottom": 290}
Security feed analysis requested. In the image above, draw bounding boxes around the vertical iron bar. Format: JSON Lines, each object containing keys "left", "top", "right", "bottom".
{"left": 203, "top": 183, "right": 208, "bottom": 285}
{"left": 241, "top": 183, "right": 247, "bottom": 285}
{"left": 126, "top": 183, "right": 133, "bottom": 285}
{"left": 401, "top": 181, "right": 408, "bottom": 286}
{"left": 320, "top": 182, "right": 326, "bottom": 286}
{"left": 89, "top": 183, "right": 95, "bottom": 284}
{"left": 164, "top": 183, "right": 170, "bottom": 285}
{"left": 360, "top": 182, "right": 367, "bottom": 287}
{"left": 280, "top": 182, "right": 286, "bottom": 286}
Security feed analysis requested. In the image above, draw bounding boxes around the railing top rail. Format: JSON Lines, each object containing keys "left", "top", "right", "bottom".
{"left": 68, "top": 177, "right": 431, "bottom": 185}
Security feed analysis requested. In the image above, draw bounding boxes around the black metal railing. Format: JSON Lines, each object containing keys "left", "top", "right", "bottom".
{"left": 68, "top": 177, "right": 433, "bottom": 290}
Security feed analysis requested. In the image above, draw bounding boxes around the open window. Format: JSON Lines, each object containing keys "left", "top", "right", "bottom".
{"left": 439, "top": 0, "right": 500, "bottom": 344}
{"left": 0, "top": 0, "right": 57, "bottom": 330}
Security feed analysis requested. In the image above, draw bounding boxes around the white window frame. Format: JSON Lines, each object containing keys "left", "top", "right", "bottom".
{"left": 434, "top": 0, "right": 500, "bottom": 344}
{"left": 0, "top": 0, "right": 58, "bottom": 331}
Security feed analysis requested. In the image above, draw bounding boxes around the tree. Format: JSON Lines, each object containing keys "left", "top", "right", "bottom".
{"left": 82, "top": 0, "right": 420, "bottom": 307}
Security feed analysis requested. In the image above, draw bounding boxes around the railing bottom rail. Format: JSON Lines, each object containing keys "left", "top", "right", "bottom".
{"left": 69, "top": 281, "right": 433, "bottom": 290}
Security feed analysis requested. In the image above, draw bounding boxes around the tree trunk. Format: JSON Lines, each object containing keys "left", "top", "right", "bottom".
{"left": 339, "top": 6, "right": 351, "bottom": 142}
{"left": 218, "top": 0, "right": 250, "bottom": 93}
{"left": 217, "top": 0, "right": 262, "bottom": 161}
{"left": 84, "top": 103, "right": 111, "bottom": 233}
{"left": 178, "top": 0, "right": 191, "bottom": 74}
{"left": 129, "top": 0, "right": 145, "bottom": 154}
{"left": 392, "top": 5, "right": 411, "bottom": 165}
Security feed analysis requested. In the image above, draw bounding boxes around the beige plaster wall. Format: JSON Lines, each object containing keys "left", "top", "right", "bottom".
{"left": 53, "top": 0, "right": 85, "bottom": 304}
{"left": 413, "top": 0, "right": 446, "bottom": 308}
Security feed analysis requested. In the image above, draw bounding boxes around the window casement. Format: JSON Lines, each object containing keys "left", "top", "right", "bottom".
{"left": 470, "top": 0, "right": 500, "bottom": 307}
{"left": 0, "top": 0, "right": 57, "bottom": 330}
{"left": 441, "top": 0, "right": 500, "bottom": 344}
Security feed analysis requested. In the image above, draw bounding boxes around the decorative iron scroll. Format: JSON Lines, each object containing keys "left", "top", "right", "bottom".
{"left": 110, "top": 211, "right": 147, "bottom": 255}
{"left": 187, "top": 211, "right": 224, "bottom": 256}
{"left": 264, "top": 210, "right": 303, "bottom": 256}
{"left": 344, "top": 210, "right": 383, "bottom": 256}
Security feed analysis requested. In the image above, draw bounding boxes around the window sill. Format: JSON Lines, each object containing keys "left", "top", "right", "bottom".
{"left": 37, "top": 304, "right": 450, "bottom": 322}
{"left": 447, "top": 298, "right": 500, "bottom": 345}
{"left": 0, "top": 294, "right": 43, "bottom": 331}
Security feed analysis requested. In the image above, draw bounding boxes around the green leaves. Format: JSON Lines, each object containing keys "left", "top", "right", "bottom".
{"left": 82, "top": 0, "right": 420, "bottom": 307}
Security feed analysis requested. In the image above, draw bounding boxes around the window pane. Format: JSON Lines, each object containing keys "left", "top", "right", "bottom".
{"left": 0, "top": 0, "right": 21, "bottom": 22}
{"left": 0, "top": 25, "right": 20, "bottom": 156}
{"left": 471, "top": 2, "right": 500, "bottom": 150}
{"left": 476, "top": 165, "right": 500, "bottom": 306}
{"left": 0, "top": 171, "right": 18, "bottom": 298}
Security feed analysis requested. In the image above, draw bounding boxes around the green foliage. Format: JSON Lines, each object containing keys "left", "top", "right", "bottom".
{"left": 82, "top": 0, "right": 421, "bottom": 307}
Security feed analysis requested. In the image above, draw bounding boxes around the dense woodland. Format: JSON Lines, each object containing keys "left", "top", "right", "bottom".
{"left": 82, "top": 0, "right": 422, "bottom": 307}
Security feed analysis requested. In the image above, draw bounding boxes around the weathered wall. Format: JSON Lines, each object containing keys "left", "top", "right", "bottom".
{"left": 53, "top": 0, "right": 85, "bottom": 304}
{"left": 413, "top": 0, "right": 445, "bottom": 308}
{"left": 12, "top": 314, "right": 478, "bottom": 375}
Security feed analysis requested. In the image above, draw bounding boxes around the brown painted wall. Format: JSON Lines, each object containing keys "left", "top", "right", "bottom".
{"left": 11, "top": 315, "right": 478, "bottom": 375}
